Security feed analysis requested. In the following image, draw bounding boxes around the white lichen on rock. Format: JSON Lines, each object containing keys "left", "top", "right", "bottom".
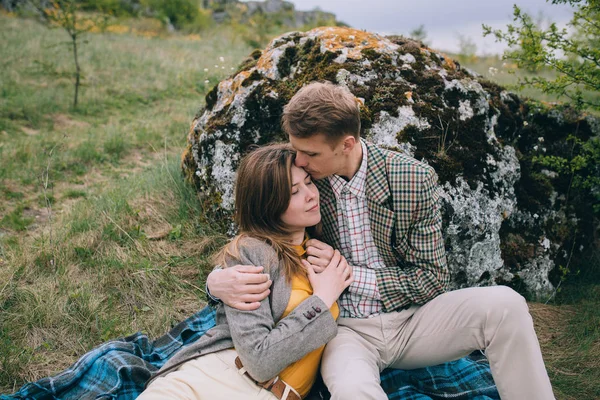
{"left": 486, "top": 114, "right": 499, "bottom": 143}
{"left": 333, "top": 47, "right": 349, "bottom": 63}
{"left": 488, "top": 145, "right": 520, "bottom": 199}
{"left": 443, "top": 78, "right": 486, "bottom": 97}
{"left": 458, "top": 100, "right": 474, "bottom": 121}
{"left": 441, "top": 176, "right": 518, "bottom": 288}
{"left": 517, "top": 255, "right": 556, "bottom": 299}
{"left": 399, "top": 53, "right": 416, "bottom": 64}
{"left": 209, "top": 139, "right": 238, "bottom": 209}
{"left": 499, "top": 90, "right": 513, "bottom": 103}
{"left": 336, "top": 69, "right": 351, "bottom": 86}
{"left": 369, "top": 106, "right": 430, "bottom": 148}
{"left": 256, "top": 40, "right": 297, "bottom": 80}
{"left": 336, "top": 68, "right": 378, "bottom": 87}
{"left": 540, "top": 237, "right": 551, "bottom": 250}
{"left": 440, "top": 144, "right": 523, "bottom": 289}
{"left": 231, "top": 80, "right": 263, "bottom": 127}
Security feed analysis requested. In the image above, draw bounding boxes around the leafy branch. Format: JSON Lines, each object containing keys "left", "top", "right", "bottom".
{"left": 483, "top": 0, "right": 600, "bottom": 111}
{"left": 533, "top": 135, "right": 600, "bottom": 213}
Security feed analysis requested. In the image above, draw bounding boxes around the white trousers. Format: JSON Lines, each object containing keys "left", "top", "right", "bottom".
{"left": 321, "top": 286, "right": 555, "bottom": 400}
{"left": 138, "top": 349, "right": 278, "bottom": 400}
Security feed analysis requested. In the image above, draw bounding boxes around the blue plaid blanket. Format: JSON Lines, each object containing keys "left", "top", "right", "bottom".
{"left": 1, "top": 306, "right": 499, "bottom": 400}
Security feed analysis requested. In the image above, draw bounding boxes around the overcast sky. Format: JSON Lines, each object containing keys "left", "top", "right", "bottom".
{"left": 285, "top": 0, "right": 575, "bottom": 54}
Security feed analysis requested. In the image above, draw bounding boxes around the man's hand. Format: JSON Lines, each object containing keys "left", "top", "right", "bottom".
{"left": 207, "top": 265, "right": 272, "bottom": 311}
{"left": 305, "top": 239, "right": 335, "bottom": 273}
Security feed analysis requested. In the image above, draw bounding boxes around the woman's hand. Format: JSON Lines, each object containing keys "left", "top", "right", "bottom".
{"left": 305, "top": 250, "right": 353, "bottom": 308}
{"left": 305, "top": 239, "right": 335, "bottom": 273}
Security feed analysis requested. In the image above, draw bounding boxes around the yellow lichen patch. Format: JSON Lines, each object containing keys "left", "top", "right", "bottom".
{"left": 255, "top": 50, "right": 276, "bottom": 78}
{"left": 212, "top": 70, "right": 253, "bottom": 113}
{"left": 307, "top": 26, "right": 398, "bottom": 59}
{"left": 255, "top": 40, "right": 294, "bottom": 79}
{"left": 421, "top": 46, "right": 458, "bottom": 70}
{"left": 255, "top": 27, "right": 399, "bottom": 79}
{"left": 438, "top": 52, "right": 458, "bottom": 70}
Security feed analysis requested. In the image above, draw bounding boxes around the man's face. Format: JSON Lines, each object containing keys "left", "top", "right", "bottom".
{"left": 289, "top": 134, "right": 345, "bottom": 180}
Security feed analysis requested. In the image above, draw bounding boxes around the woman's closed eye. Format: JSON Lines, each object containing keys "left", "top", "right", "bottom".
{"left": 292, "top": 174, "right": 313, "bottom": 195}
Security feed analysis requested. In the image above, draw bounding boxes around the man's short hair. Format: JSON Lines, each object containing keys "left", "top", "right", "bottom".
{"left": 281, "top": 81, "right": 361, "bottom": 142}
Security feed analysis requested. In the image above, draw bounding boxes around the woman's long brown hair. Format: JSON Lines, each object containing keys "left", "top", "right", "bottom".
{"left": 214, "top": 144, "right": 317, "bottom": 282}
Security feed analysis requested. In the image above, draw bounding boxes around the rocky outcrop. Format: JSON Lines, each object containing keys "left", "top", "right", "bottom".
{"left": 204, "top": 0, "right": 337, "bottom": 27}
{"left": 244, "top": 0, "right": 335, "bottom": 27}
{"left": 244, "top": 0, "right": 293, "bottom": 14}
{"left": 182, "top": 26, "right": 599, "bottom": 299}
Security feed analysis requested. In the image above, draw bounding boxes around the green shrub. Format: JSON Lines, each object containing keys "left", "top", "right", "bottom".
{"left": 533, "top": 136, "right": 600, "bottom": 215}
{"left": 79, "top": 0, "right": 139, "bottom": 16}
{"left": 182, "top": 7, "right": 214, "bottom": 32}
{"left": 142, "top": 0, "right": 199, "bottom": 29}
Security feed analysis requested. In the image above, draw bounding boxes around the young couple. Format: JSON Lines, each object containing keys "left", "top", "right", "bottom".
{"left": 140, "top": 82, "right": 555, "bottom": 400}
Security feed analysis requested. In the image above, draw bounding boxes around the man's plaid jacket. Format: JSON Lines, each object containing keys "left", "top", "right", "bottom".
{"left": 314, "top": 140, "right": 450, "bottom": 312}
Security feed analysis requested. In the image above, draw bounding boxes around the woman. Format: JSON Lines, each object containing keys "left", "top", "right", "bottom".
{"left": 138, "top": 144, "right": 353, "bottom": 400}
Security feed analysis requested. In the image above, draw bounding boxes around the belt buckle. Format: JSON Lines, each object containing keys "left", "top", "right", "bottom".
{"left": 235, "top": 356, "right": 300, "bottom": 400}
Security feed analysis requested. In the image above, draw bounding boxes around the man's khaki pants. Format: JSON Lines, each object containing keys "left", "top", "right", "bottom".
{"left": 322, "top": 286, "right": 555, "bottom": 400}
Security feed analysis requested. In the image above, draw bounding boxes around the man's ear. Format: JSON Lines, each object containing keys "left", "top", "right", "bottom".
{"left": 342, "top": 135, "right": 357, "bottom": 154}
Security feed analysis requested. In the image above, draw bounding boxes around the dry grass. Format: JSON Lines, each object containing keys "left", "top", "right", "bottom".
{"left": 530, "top": 297, "right": 600, "bottom": 399}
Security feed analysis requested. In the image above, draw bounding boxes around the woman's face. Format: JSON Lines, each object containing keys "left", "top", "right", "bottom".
{"left": 280, "top": 165, "right": 321, "bottom": 231}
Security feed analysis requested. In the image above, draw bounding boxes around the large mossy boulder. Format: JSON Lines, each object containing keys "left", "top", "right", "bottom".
{"left": 182, "top": 27, "right": 599, "bottom": 299}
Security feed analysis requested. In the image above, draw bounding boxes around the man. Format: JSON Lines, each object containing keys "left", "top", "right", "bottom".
{"left": 207, "top": 82, "right": 555, "bottom": 399}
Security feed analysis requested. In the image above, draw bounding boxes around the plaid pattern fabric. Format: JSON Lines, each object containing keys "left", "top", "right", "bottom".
{"left": 329, "top": 140, "right": 386, "bottom": 318}
{"left": 315, "top": 141, "right": 450, "bottom": 312}
{"left": 380, "top": 352, "right": 499, "bottom": 400}
{"left": 1, "top": 307, "right": 218, "bottom": 400}
{"left": 1, "top": 306, "right": 498, "bottom": 400}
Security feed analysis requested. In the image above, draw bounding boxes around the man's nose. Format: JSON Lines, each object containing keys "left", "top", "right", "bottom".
{"left": 295, "top": 153, "right": 308, "bottom": 167}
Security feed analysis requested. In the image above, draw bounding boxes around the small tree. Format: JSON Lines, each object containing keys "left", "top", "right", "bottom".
{"left": 456, "top": 33, "right": 478, "bottom": 63}
{"left": 483, "top": 0, "right": 600, "bottom": 111}
{"left": 28, "top": 0, "right": 110, "bottom": 109}
{"left": 409, "top": 24, "right": 429, "bottom": 45}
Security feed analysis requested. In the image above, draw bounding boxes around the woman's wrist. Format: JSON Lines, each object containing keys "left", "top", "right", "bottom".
{"left": 313, "top": 293, "right": 335, "bottom": 309}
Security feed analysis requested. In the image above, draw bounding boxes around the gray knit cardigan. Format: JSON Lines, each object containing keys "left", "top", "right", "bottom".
{"left": 147, "top": 237, "right": 338, "bottom": 385}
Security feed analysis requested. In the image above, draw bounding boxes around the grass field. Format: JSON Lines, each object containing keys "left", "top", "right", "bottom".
{"left": 0, "top": 12, "right": 598, "bottom": 398}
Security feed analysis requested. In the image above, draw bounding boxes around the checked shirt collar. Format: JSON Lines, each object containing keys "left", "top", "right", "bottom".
{"left": 329, "top": 140, "right": 368, "bottom": 199}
